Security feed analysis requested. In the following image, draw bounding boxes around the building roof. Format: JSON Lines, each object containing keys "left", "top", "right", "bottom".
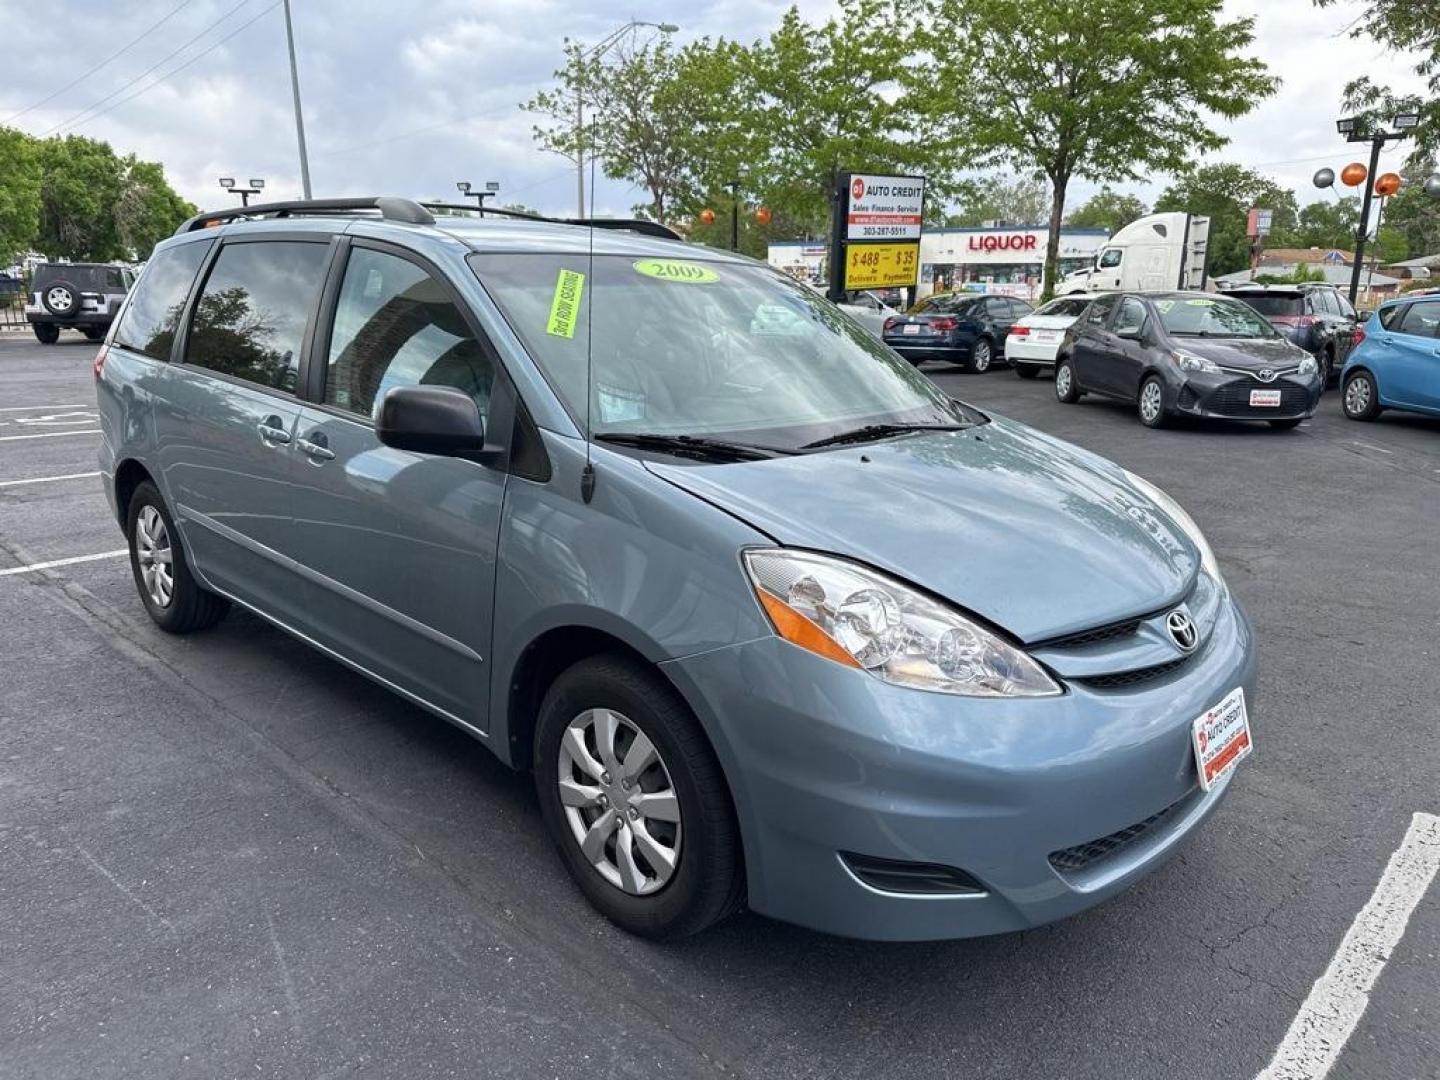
{"left": 1257, "top": 247, "right": 1354, "bottom": 266}
{"left": 1386, "top": 253, "right": 1440, "bottom": 270}
{"left": 1215, "top": 263, "right": 1400, "bottom": 288}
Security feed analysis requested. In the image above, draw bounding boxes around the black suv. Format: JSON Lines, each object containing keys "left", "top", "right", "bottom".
{"left": 1225, "top": 283, "right": 1357, "bottom": 387}
{"left": 24, "top": 262, "right": 135, "bottom": 344}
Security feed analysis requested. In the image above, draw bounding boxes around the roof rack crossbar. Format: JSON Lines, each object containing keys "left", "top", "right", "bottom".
{"left": 175, "top": 196, "right": 435, "bottom": 235}
{"left": 420, "top": 202, "right": 682, "bottom": 242}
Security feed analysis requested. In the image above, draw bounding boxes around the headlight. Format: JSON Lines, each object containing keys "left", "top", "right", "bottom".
{"left": 742, "top": 549, "right": 1060, "bottom": 697}
{"left": 1172, "top": 349, "right": 1221, "bottom": 374}
{"left": 1123, "top": 471, "right": 1223, "bottom": 584}
{"left": 1297, "top": 354, "right": 1318, "bottom": 376}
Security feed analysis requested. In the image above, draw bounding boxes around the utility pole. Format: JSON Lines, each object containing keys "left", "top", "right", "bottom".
{"left": 283, "top": 0, "right": 312, "bottom": 199}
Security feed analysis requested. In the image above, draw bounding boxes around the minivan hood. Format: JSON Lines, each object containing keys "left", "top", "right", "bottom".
{"left": 1172, "top": 336, "right": 1305, "bottom": 369}
{"left": 646, "top": 418, "right": 1199, "bottom": 643}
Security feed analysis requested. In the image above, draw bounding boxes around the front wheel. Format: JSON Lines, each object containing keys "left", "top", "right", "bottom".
{"left": 1138, "top": 376, "right": 1168, "bottom": 428}
{"left": 1342, "top": 370, "right": 1381, "bottom": 421}
{"left": 1054, "top": 358, "right": 1081, "bottom": 403}
{"left": 534, "top": 655, "right": 744, "bottom": 939}
{"left": 32, "top": 322, "right": 60, "bottom": 344}
{"left": 969, "top": 338, "right": 994, "bottom": 373}
{"left": 126, "top": 481, "right": 230, "bottom": 633}
{"left": 1014, "top": 363, "right": 1040, "bottom": 380}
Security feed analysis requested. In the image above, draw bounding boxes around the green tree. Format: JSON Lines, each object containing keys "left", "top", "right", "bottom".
{"left": 1064, "top": 186, "right": 1148, "bottom": 235}
{"left": 36, "top": 135, "right": 124, "bottom": 260}
{"left": 1294, "top": 196, "right": 1361, "bottom": 250}
{"left": 0, "top": 127, "right": 42, "bottom": 266}
{"left": 919, "top": 0, "right": 1275, "bottom": 298}
{"left": 114, "top": 156, "right": 195, "bottom": 258}
{"left": 1381, "top": 158, "right": 1440, "bottom": 257}
{"left": 1155, "top": 164, "right": 1300, "bottom": 276}
{"left": 1316, "top": 1, "right": 1440, "bottom": 161}
{"left": 944, "top": 174, "right": 1049, "bottom": 226}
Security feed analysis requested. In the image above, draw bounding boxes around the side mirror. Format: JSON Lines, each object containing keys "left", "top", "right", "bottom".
{"left": 377, "top": 385, "right": 489, "bottom": 459}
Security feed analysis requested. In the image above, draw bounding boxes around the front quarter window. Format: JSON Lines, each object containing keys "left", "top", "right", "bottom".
{"left": 469, "top": 252, "right": 967, "bottom": 448}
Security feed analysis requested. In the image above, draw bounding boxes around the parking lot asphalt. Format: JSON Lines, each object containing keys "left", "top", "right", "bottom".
{"left": 1, "top": 330, "right": 1437, "bottom": 1080}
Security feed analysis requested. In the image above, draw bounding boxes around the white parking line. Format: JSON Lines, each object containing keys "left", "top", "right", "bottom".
{"left": 0, "top": 471, "right": 101, "bottom": 489}
{"left": 1256, "top": 812, "right": 1440, "bottom": 1080}
{"left": 0, "top": 404, "right": 90, "bottom": 412}
{"left": 0, "top": 549, "right": 128, "bottom": 577}
{"left": 0, "top": 429, "right": 102, "bottom": 442}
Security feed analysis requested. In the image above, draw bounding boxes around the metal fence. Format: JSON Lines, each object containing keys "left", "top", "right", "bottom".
{"left": 0, "top": 300, "right": 26, "bottom": 330}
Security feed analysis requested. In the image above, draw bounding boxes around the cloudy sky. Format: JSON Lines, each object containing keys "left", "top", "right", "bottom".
{"left": 0, "top": 0, "right": 1427, "bottom": 222}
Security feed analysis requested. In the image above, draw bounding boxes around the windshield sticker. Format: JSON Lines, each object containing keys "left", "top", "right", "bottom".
{"left": 546, "top": 268, "right": 586, "bottom": 338}
{"left": 1154, "top": 299, "right": 1176, "bottom": 313}
{"left": 596, "top": 383, "right": 646, "bottom": 424}
{"left": 633, "top": 259, "right": 719, "bottom": 284}
{"left": 1185, "top": 297, "right": 1216, "bottom": 307}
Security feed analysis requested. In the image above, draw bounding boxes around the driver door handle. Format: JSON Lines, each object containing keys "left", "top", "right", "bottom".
{"left": 297, "top": 435, "right": 335, "bottom": 461}
{"left": 257, "top": 418, "right": 291, "bottom": 445}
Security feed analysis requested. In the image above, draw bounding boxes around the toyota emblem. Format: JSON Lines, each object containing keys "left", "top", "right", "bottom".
{"left": 1257, "top": 368, "right": 1276, "bottom": 383}
{"left": 1166, "top": 609, "right": 1198, "bottom": 652}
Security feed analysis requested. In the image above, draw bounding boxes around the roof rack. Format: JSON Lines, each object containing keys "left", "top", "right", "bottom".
{"left": 175, "top": 196, "right": 434, "bottom": 235}
{"left": 421, "top": 202, "right": 682, "bottom": 242}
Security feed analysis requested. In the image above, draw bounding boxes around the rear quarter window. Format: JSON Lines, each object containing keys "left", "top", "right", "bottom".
{"left": 1396, "top": 301, "right": 1440, "bottom": 339}
{"left": 113, "top": 242, "right": 212, "bottom": 361}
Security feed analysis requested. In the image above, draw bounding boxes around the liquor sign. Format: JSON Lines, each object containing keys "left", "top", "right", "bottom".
{"left": 845, "top": 174, "right": 926, "bottom": 241}
{"left": 844, "top": 242, "right": 920, "bottom": 290}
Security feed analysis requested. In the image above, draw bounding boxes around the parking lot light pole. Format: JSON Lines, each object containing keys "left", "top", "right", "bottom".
{"left": 283, "top": 0, "right": 312, "bottom": 200}
{"left": 218, "top": 178, "right": 265, "bottom": 207}
{"left": 572, "top": 20, "right": 679, "bottom": 217}
{"left": 726, "top": 179, "right": 740, "bottom": 252}
{"left": 457, "top": 180, "right": 501, "bottom": 216}
{"left": 1338, "top": 113, "right": 1416, "bottom": 305}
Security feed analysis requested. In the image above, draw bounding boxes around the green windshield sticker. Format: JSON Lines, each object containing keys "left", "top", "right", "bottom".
{"left": 1185, "top": 297, "right": 1216, "bottom": 306}
{"left": 633, "top": 259, "right": 719, "bottom": 284}
{"left": 546, "top": 268, "right": 586, "bottom": 338}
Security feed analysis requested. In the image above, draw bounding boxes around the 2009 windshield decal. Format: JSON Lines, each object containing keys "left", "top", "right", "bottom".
{"left": 633, "top": 259, "right": 719, "bottom": 283}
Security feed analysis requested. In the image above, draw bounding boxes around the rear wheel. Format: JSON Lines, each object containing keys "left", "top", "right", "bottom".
{"left": 83, "top": 326, "right": 105, "bottom": 342}
{"left": 1342, "top": 370, "right": 1381, "bottom": 421}
{"left": 969, "top": 338, "right": 994, "bottom": 373}
{"left": 1319, "top": 349, "right": 1335, "bottom": 390}
{"left": 1138, "top": 376, "right": 1168, "bottom": 428}
{"left": 1054, "top": 358, "right": 1081, "bottom": 403}
{"left": 32, "top": 323, "right": 59, "bottom": 344}
{"left": 1014, "top": 363, "right": 1040, "bottom": 380}
{"left": 126, "top": 481, "right": 229, "bottom": 633}
{"left": 534, "top": 655, "right": 744, "bottom": 939}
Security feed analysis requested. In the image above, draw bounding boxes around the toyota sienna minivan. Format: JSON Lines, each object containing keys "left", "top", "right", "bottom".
{"left": 95, "top": 197, "right": 1256, "bottom": 941}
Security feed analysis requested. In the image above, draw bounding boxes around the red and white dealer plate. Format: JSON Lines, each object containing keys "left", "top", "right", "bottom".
{"left": 1249, "top": 389, "right": 1282, "bottom": 407}
{"left": 1191, "top": 687, "right": 1253, "bottom": 791}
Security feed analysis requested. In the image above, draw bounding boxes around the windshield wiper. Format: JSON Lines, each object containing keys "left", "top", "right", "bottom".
{"left": 595, "top": 432, "right": 794, "bottom": 461}
{"left": 800, "top": 422, "right": 969, "bottom": 450}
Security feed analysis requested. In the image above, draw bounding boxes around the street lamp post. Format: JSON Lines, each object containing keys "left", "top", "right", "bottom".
{"left": 218, "top": 177, "right": 265, "bottom": 207}
{"left": 572, "top": 20, "right": 679, "bottom": 217}
{"left": 282, "top": 0, "right": 312, "bottom": 199}
{"left": 1336, "top": 112, "right": 1418, "bottom": 305}
{"left": 456, "top": 180, "right": 501, "bottom": 216}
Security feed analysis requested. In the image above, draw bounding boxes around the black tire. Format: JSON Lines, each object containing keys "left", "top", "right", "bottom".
{"left": 1319, "top": 349, "right": 1335, "bottom": 390}
{"left": 1269, "top": 418, "right": 1303, "bottom": 430}
{"left": 969, "top": 337, "right": 994, "bottom": 374}
{"left": 1138, "top": 375, "right": 1168, "bottom": 428}
{"left": 1342, "top": 370, "right": 1381, "bottom": 421}
{"left": 534, "top": 655, "right": 744, "bottom": 939}
{"left": 32, "top": 322, "right": 60, "bottom": 344}
{"left": 83, "top": 326, "right": 106, "bottom": 342}
{"left": 126, "top": 481, "right": 229, "bottom": 633}
{"left": 1054, "top": 357, "right": 1082, "bottom": 402}
{"left": 1014, "top": 363, "right": 1040, "bottom": 380}
{"left": 41, "top": 279, "right": 80, "bottom": 317}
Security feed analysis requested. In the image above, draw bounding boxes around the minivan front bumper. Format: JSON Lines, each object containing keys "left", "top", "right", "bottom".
{"left": 662, "top": 594, "right": 1256, "bottom": 940}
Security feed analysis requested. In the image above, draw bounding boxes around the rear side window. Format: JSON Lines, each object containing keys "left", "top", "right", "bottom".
{"left": 113, "top": 242, "right": 211, "bottom": 361}
{"left": 1237, "top": 293, "right": 1303, "bottom": 317}
{"left": 1377, "top": 305, "right": 1404, "bottom": 330}
{"left": 184, "top": 241, "right": 329, "bottom": 392}
{"left": 1396, "top": 301, "right": 1440, "bottom": 338}
{"left": 323, "top": 247, "right": 496, "bottom": 421}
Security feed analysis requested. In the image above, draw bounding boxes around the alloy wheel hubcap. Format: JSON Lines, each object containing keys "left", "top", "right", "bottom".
{"left": 1141, "top": 383, "right": 1162, "bottom": 421}
{"left": 1056, "top": 366, "right": 1071, "bottom": 396}
{"left": 1345, "top": 378, "right": 1370, "bottom": 414}
{"left": 557, "top": 708, "right": 682, "bottom": 896}
{"left": 975, "top": 342, "right": 991, "bottom": 370}
{"left": 47, "top": 287, "right": 71, "bottom": 308}
{"left": 135, "top": 505, "right": 174, "bottom": 608}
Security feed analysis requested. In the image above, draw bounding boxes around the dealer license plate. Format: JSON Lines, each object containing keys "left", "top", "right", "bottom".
{"left": 902, "top": 323, "right": 922, "bottom": 335}
{"left": 1034, "top": 330, "right": 1059, "bottom": 343}
{"left": 1191, "top": 687, "right": 1252, "bottom": 791}
{"left": 1249, "top": 389, "right": 1282, "bottom": 407}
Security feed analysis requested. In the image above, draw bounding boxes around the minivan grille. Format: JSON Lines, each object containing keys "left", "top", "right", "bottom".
{"left": 1075, "top": 657, "right": 1188, "bottom": 689}
{"left": 1048, "top": 791, "right": 1195, "bottom": 875}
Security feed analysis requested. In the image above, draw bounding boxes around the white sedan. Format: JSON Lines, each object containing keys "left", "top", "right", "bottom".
{"left": 1006, "top": 295, "right": 1093, "bottom": 378}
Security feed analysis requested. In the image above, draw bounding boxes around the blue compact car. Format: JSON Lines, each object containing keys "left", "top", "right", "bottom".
{"left": 95, "top": 197, "right": 1257, "bottom": 941}
{"left": 1342, "top": 294, "right": 1440, "bottom": 421}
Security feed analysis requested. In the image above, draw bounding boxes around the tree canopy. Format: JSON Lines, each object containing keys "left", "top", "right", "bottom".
{"left": 1155, "top": 164, "right": 1300, "bottom": 276}
{"left": 1064, "top": 187, "right": 1149, "bottom": 235}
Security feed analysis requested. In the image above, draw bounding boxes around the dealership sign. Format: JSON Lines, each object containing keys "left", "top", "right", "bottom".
{"left": 846, "top": 174, "right": 926, "bottom": 241}
{"left": 844, "top": 242, "right": 920, "bottom": 290}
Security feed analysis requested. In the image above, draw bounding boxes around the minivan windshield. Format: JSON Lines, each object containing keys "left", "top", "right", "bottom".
{"left": 1153, "top": 295, "right": 1277, "bottom": 339}
{"left": 470, "top": 253, "right": 973, "bottom": 448}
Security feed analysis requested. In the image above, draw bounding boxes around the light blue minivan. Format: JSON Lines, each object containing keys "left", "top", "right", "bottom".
{"left": 1342, "top": 293, "right": 1440, "bottom": 421}
{"left": 95, "top": 197, "right": 1257, "bottom": 940}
